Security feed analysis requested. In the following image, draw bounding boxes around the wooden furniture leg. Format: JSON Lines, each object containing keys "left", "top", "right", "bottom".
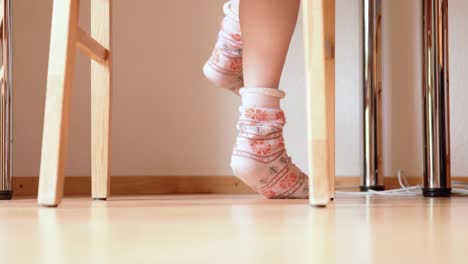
{"left": 38, "top": 0, "right": 112, "bottom": 206}
{"left": 302, "top": 0, "right": 335, "bottom": 206}
{"left": 91, "top": 0, "right": 112, "bottom": 200}
{"left": 38, "top": 0, "right": 80, "bottom": 206}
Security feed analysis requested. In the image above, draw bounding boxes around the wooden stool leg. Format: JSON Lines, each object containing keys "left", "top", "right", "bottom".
{"left": 325, "top": 1, "right": 335, "bottom": 201}
{"left": 91, "top": 0, "right": 112, "bottom": 200}
{"left": 38, "top": 0, "right": 80, "bottom": 206}
{"left": 303, "top": 0, "right": 335, "bottom": 206}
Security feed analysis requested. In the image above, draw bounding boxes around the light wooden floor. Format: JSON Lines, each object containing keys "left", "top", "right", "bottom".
{"left": 1, "top": 194, "right": 467, "bottom": 264}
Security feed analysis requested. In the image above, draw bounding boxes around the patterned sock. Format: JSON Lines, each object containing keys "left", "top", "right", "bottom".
{"left": 203, "top": 1, "right": 243, "bottom": 94}
{"left": 230, "top": 88, "right": 309, "bottom": 199}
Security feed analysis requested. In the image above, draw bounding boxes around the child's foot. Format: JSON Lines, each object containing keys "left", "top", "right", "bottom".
{"left": 203, "top": 1, "right": 243, "bottom": 94}
{"left": 230, "top": 88, "right": 309, "bottom": 198}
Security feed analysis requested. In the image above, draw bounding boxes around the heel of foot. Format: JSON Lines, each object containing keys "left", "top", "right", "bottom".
{"left": 203, "top": 63, "right": 242, "bottom": 92}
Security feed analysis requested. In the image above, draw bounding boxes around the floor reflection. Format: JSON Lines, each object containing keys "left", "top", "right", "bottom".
{"left": 2, "top": 195, "right": 468, "bottom": 263}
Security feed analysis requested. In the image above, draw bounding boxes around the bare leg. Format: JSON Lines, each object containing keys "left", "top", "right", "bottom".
{"left": 240, "top": 0, "right": 300, "bottom": 88}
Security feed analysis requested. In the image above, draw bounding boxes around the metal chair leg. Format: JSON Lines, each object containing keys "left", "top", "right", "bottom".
{"left": 0, "top": 0, "right": 13, "bottom": 200}
{"left": 422, "top": 0, "right": 451, "bottom": 197}
{"left": 362, "top": 0, "right": 384, "bottom": 191}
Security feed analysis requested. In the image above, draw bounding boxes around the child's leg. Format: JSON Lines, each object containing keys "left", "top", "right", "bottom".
{"left": 231, "top": 0, "right": 308, "bottom": 199}
{"left": 240, "top": 0, "right": 300, "bottom": 88}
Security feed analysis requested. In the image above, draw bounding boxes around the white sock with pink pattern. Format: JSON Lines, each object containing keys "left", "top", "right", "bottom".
{"left": 230, "top": 88, "right": 309, "bottom": 199}
{"left": 203, "top": 1, "right": 243, "bottom": 94}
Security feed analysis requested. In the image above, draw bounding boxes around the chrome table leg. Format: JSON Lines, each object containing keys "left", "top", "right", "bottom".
{"left": 422, "top": 0, "right": 451, "bottom": 197}
{"left": 362, "top": 0, "right": 384, "bottom": 191}
{"left": 0, "top": 0, "right": 12, "bottom": 200}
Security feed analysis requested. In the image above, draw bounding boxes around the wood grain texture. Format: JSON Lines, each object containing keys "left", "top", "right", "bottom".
{"left": 302, "top": 0, "right": 335, "bottom": 206}
{"left": 38, "top": 0, "right": 80, "bottom": 206}
{"left": 91, "top": 0, "right": 112, "bottom": 200}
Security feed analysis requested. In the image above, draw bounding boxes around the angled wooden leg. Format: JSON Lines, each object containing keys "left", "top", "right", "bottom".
{"left": 38, "top": 0, "right": 80, "bottom": 206}
{"left": 303, "top": 0, "right": 335, "bottom": 206}
{"left": 91, "top": 0, "right": 112, "bottom": 200}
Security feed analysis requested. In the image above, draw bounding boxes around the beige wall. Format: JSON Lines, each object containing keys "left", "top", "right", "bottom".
{"left": 12, "top": 0, "right": 468, "bottom": 178}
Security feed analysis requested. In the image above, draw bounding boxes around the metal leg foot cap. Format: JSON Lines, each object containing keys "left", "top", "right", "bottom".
{"left": 0, "top": 190, "right": 13, "bottom": 200}
{"left": 93, "top": 198, "right": 107, "bottom": 201}
{"left": 423, "top": 188, "right": 451, "bottom": 197}
{"left": 360, "top": 186, "right": 385, "bottom": 192}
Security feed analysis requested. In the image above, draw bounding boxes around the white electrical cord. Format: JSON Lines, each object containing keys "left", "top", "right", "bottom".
{"left": 335, "top": 169, "right": 468, "bottom": 196}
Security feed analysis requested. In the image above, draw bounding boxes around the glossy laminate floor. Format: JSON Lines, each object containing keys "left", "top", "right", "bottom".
{"left": 1, "top": 194, "right": 467, "bottom": 264}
